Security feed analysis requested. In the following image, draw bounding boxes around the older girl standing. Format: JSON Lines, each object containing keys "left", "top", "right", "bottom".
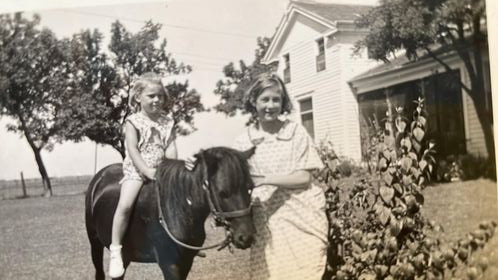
{"left": 233, "top": 73, "right": 328, "bottom": 280}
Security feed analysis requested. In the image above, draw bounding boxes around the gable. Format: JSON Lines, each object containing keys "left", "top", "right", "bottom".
{"left": 263, "top": 2, "right": 373, "bottom": 64}
{"left": 277, "top": 13, "right": 331, "bottom": 56}
{"left": 293, "top": 2, "right": 372, "bottom": 22}
{"left": 263, "top": 5, "right": 335, "bottom": 63}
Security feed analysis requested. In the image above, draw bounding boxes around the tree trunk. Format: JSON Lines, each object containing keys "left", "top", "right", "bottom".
{"left": 32, "top": 148, "right": 53, "bottom": 197}
{"left": 430, "top": 35, "right": 494, "bottom": 161}
{"left": 19, "top": 114, "right": 53, "bottom": 197}
{"left": 470, "top": 30, "right": 495, "bottom": 162}
{"left": 469, "top": 78, "right": 495, "bottom": 160}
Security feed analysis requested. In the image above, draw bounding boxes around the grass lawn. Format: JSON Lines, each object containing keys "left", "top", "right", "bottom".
{"left": 422, "top": 179, "right": 498, "bottom": 279}
{"left": 0, "top": 179, "right": 496, "bottom": 279}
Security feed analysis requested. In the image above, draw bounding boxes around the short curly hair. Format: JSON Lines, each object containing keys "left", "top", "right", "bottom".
{"left": 244, "top": 73, "right": 293, "bottom": 124}
{"left": 128, "top": 72, "right": 169, "bottom": 113}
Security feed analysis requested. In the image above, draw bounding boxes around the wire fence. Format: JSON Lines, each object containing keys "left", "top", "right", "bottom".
{"left": 0, "top": 175, "right": 93, "bottom": 200}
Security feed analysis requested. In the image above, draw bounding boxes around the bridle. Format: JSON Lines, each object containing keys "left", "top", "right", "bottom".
{"left": 155, "top": 179, "right": 253, "bottom": 251}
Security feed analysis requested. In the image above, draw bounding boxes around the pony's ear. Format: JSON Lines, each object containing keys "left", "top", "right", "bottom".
{"left": 192, "top": 149, "right": 205, "bottom": 171}
{"left": 193, "top": 149, "right": 218, "bottom": 178}
{"left": 240, "top": 146, "right": 256, "bottom": 159}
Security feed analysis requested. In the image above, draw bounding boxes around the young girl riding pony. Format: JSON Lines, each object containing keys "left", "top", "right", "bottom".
{"left": 109, "top": 73, "right": 177, "bottom": 278}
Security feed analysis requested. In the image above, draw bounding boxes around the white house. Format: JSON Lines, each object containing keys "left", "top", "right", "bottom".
{"left": 263, "top": 0, "right": 492, "bottom": 160}
{"left": 262, "top": 1, "right": 374, "bottom": 161}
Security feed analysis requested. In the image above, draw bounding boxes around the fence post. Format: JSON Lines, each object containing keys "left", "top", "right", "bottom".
{"left": 20, "top": 171, "right": 27, "bottom": 198}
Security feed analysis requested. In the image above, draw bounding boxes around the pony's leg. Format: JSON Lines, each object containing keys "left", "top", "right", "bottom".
{"left": 178, "top": 252, "right": 197, "bottom": 280}
{"left": 158, "top": 263, "right": 181, "bottom": 280}
{"left": 89, "top": 237, "right": 105, "bottom": 280}
{"left": 157, "top": 252, "right": 196, "bottom": 280}
{"left": 153, "top": 247, "right": 181, "bottom": 280}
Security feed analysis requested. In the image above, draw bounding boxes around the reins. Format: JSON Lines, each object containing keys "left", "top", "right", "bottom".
{"left": 155, "top": 179, "right": 252, "bottom": 251}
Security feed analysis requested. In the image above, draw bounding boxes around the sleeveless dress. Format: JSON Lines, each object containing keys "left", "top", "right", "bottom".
{"left": 233, "top": 120, "right": 328, "bottom": 280}
{"left": 121, "top": 112, "right": 175, "bottom": 183}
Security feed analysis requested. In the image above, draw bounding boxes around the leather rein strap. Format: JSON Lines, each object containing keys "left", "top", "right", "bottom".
{"left": 155, "top": 180, "right": 252, "bottom": 251}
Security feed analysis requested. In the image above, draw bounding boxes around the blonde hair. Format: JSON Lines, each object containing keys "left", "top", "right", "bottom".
{"left": 128, "top": 72, "right": 169, "bottom": 113}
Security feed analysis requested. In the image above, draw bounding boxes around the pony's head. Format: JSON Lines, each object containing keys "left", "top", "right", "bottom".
{"left": 194, "top": 146, "right": 256, "bottom": 249}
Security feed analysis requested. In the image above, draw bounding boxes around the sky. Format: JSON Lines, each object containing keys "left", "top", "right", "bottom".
{"left": 0, "top": 0, "right": 380, "bottom": 180}
{"left": 1, "top": 0, "right": 496, "bottom": 180}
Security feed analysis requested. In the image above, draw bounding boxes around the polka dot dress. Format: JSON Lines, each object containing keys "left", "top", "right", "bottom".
{"left": 233, "top": 120, "right": 328, "bottom": 280}
{"left": 121, "top": 112, "right": 175, "bottom": 182}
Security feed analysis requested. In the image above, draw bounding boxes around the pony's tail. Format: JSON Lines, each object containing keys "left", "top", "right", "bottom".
{"left": 85, "top": 204, "right": 105, "bottom": 280}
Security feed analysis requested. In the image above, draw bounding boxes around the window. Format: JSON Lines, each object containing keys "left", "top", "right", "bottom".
{"left": 283, "top": 54, "right": 291, "bottom": 83}
{"left": 299, "top": 97, "right": 314, "bottom": 138}
{"left": 316, "top": 38, "right": 326, "bottom": 72}
{"left": 358, "top": 71, "right": 466, "bottom": 158}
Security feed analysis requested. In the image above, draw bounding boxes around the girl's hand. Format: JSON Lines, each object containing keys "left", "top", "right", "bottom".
{"left": 251, "top": 174, "right": 266, "bottom": 188}
{"left": 143, "top": 168, "right": 157, "bottom": 180}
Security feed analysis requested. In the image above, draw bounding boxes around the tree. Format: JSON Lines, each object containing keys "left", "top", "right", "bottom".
{"left": 64, "top": 21, "right": 205, "bottom": 158}
{"left": 354, "top": 0, "right": 493, "bottom": 159}
{"left": 0, "top": 13, "right": 69, "bottom": 197}
{"left": 213, "top": 37, "right": 272, "bottom": 117}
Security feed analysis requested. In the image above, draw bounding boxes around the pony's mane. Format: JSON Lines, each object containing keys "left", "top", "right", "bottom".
{"left": 207, "top": 147, "right": 253, "bottom": 193}
{"left": 155, "top": 159, "right": 201, "bottom": 221}
{"left": 154, "top": 147, "right": 253, "bottom": 220}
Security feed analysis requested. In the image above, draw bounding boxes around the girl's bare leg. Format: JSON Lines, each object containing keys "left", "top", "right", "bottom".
{"left": 109, "top": 179, "right": 142, "bottom": 278}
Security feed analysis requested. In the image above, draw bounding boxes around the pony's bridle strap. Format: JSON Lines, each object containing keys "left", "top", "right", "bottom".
{"left": 155, "top": 183, "right": 230, "bottom": 251}
{"left": 202, "top": 180, "right": 252, "bottom": 222}
{"left": 155, "top": 179, "right": 252, "bottom": 251}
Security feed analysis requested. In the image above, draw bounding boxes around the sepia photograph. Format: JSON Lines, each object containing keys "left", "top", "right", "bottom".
{"left": 0, "top": 0, "right": 497, "bottom": 279}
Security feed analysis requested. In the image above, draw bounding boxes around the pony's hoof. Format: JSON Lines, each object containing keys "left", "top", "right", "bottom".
{"left": 196, "top": 251, "right": 207, "bottom": 258}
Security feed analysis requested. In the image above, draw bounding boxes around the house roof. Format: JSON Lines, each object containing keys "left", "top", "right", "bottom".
{"left": 349, "top": 21, "right": 486, "bottom": 86}
{"left": 262, "top": 1, "right": 373, "bottom": 63}
{"left": 352, "top": 56, "right": 412, "bottom": 81}
{"left": 291, "top": 1, "right": 372, "bottom": 23}
{"left": 350, "top": 44, "right": 454, "bottom": 82}
{"left": 347, "top": 45, "right": 466, "bottom": 95}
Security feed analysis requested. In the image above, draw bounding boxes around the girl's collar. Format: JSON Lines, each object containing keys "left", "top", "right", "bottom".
{"left": 248, "top": 120, "right": 297, "bottom": 145}
{"left": 137, "top": 111, "right": 172, "bottom": 123}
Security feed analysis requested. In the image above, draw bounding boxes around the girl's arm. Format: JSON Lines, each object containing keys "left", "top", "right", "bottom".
{"left": 252, "top": 170, "right": 311, "bottom": 189}
{"left": 125, "top": 121, "right": 156, "bottom": 180}
{"left": 165, "top": 140, "right": 178, "bottom": 159}
{"left": 165, "top": 129, "right": 177, "bottom": 159}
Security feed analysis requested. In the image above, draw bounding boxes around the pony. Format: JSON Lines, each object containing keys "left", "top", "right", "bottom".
{"left": 85, "top": 147, "right": 256, "bottom": 280}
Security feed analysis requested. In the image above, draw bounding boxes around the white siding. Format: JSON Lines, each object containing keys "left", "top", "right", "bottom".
{"left": 279, "top": 14, "right": 329, "bottom": 53}
{"left": 460, "top": 63, "right": 488, "bottom": 157}
{"left": 338, "top": 43, "right": 377, "bottom": 161}
{"left": 269, "top": 8, "right": 490, "bottom": 159}
{"left": 274, "top": 14, "right": 373, "bottom": 161}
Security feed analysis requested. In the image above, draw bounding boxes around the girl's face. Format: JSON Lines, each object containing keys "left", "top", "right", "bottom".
{"left": 137, "top": 83, "right": 166, "bottom": 116}
{"left": 255, "top": 87, "right": 283, "bottom": 123}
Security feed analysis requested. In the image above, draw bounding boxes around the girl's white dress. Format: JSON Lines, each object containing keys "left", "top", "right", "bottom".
{"left": 233, "top": 120, "right": 328, "bottom": 280}
{"left": 121, "top": 112, "right": 175, "bottom": 182}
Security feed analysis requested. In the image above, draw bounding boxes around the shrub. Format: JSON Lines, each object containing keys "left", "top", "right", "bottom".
{"left": 320, "top": 97, "right": 496, "bottom": 280}
{"left": 436, "top": 154, "right": 495, "bottom": 182}
{"left": 316, "top": 141, "right": 367, "bottom": 179}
